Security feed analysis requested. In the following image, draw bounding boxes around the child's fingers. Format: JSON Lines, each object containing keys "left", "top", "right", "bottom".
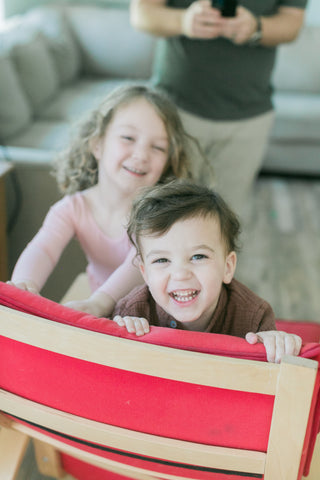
{"left": 113, "top": 315, "right": 150, "bottom": 336}
{"left": 261, "top": 335, "right": 277, "bottom": 363}
{"left": 140, "top": 318, "right": 150, "bottom": 333}
{"left": 6, "top": 280, "right": 39, "bottom": 294}
{"left": 274, "top": 334, "right": 285, "bottom": 364}
{"left": 130, "top": 317, "right": 149, "bottom": 336}
{"left": 245, "top": 332, "right": 258, "bottom": 344}
{"left": 284, "top": 333, "right": 302, "bottom": 356}
{"left": 246, "top": 331, "right": 302, "bottom": 363}
{"left": 113, "top": 315, "right": 126, "bottom": 327}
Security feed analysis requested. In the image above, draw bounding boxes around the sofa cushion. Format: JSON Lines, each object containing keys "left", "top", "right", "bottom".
{"left": 11, "top": 33, "right": 60, "bottom": 114}
{"left": 65, "top": 6, "right": 155, "bottom": 79}
{"left": 272, "top": 25, "right": 320, "bottom": 94}
{"left": 0, "top": 55, "right": 32, "bottom": 140}
{"left": 271, "top": 92, "right": 320, "bottom": 141}
{"left": 23, "top": 6, "right": 81, "bottom": 85}
{"left": 7, "top": 120, "right": 71, "bottom": 151}
{"left": 40, "top": 78, "right": 141, "bottom": 122}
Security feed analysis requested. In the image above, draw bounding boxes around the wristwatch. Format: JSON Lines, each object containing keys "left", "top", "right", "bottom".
{"left": 247, "top": 16, "right": 262, "bottom": 46}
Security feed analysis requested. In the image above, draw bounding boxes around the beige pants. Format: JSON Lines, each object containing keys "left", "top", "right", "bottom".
{"left": 179, "top": 108, "right": 275, "bottom": 215}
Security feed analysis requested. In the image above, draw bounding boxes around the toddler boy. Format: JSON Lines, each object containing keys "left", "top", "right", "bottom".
{"left": 113, "top": 179, "right": 301, "bottom": 363}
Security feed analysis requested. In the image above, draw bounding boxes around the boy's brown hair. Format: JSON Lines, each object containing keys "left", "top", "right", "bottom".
{"left": 127, "top": 179, "right": 241, "bottom": 256}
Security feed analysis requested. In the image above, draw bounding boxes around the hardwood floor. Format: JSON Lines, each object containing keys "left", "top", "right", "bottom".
{"left": 13, "top": 175, "right": 320, "bottom": 479}
{"left": 237, "top": 175, "right": 320, "bottom": 323}
{"left": 16, "top": 441, "right": 75, "bottom": 480}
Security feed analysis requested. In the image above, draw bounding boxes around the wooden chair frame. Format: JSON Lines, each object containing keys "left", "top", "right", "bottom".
{"left": 0, "top": 302, "right": 319, "bottom": 480}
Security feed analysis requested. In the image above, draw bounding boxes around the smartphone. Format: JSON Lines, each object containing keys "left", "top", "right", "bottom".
{"left": 211, "top": 0, "right": 238, "bottom": 17}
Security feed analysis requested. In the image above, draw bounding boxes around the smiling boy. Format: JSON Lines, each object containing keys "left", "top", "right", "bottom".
{"left": 113, "top": 179, "right": 301, "bottom": 363}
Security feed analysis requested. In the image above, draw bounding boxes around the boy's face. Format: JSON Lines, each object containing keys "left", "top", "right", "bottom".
{"left": 139, "top": 215, "right": 236, "bottom": 331}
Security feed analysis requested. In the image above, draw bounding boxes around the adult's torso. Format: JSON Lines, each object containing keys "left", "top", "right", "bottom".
{"left": 153, "top": 0, "right": 306, "bottom": 120}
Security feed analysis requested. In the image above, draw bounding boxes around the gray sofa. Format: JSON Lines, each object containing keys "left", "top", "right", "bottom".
{"left": 1, "top": 2, "right": 319, "bottom": 300}
{"left": 266, "top": 21, "right": 320, "bottom": 176}
{"left": 1, "top": 3, "right": 156, "bottom": 300}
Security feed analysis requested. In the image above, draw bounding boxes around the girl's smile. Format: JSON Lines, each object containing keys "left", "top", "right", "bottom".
{"left": 123, "top": 164, "right": 147, "bottom": 176}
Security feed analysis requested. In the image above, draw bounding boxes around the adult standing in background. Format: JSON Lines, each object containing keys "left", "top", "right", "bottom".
{"left": 130, "top": 0, "right": 307, "bottom": 213}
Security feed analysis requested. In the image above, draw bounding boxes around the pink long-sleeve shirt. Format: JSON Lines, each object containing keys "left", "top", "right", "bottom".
{"left": 11, "top": 192, "right": 137, "bottom": 298}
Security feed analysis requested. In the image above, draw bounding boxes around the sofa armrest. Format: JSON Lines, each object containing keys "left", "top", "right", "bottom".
{"left": 0, "top": 146, "right": 55, "bottom": 167}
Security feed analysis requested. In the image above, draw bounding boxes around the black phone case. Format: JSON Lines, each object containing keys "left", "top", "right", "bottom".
{"left": 212, "top": 0, "right": 238, "bottom": 17}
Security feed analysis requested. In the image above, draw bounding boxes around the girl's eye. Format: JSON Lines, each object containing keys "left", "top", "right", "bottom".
{"left": 122, "top": 135, "right": 134, "bottom": 142}
{"left": 152, "top": 145, "right": 166, "bottom": 153}
{"left": 192, "top": 254, "right": 207, "bottom": 261}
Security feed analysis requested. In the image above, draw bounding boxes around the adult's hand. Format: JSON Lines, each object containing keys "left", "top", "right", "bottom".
{"left": 182, "top": 0, "right": 223, "bottom": 39}
{"left": 220, "top": 6, "right": 258, "bottom": 45}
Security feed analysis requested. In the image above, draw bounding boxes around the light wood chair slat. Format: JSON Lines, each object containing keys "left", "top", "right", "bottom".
{"left": 0, "top": 304, "right": 279, "bottom": 394}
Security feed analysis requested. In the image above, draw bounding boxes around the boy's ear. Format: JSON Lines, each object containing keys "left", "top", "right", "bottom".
{"left": 138, "top": 261, "right": 147, "bottom": 282}
{"left": 223, "top": 251, "right": 237, "bottom": 284}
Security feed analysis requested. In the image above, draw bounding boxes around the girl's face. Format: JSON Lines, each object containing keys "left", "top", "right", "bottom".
{"left": 93, "top": 98, "right": 169, "bottom": 193}
{"left": 139, "top": 216, "right": 236, "bottom": 331}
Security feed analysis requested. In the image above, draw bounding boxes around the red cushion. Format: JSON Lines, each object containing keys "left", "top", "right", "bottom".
{"left": 276, "top": 319, "right": 320, "bottom": 344}
{"left": 1, "top": 282, "right": 319, "bottom": 360}
{"left": 0, "top": 282, "right": 319, "bottom": 480}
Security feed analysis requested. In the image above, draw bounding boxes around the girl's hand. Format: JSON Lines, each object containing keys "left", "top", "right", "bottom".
{"left": 6, "top": 280, "right": 39, "bottom": 295}
{"left": 245, "top": 330, "right": 302, "bottom": 363}
{"left": 113, "top": 315, "right": 150, "bottom": 336}
{"left": 64, "top": 292, "right": 116, "bottom": 318}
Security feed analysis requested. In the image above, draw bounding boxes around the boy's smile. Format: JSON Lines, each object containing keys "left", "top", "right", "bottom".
{"left": 139, "top": 216, "right": 236, "bottom": 331}
{"left": 169, "top": 289, "right": 199, "bottom": 304}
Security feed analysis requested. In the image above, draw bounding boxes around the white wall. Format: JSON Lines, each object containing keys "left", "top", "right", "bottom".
{"left": 305, "top": 0, "right": 320, "bottom": 26}
{"left": 0, "top": 0, "right": 4, "bottom": 24}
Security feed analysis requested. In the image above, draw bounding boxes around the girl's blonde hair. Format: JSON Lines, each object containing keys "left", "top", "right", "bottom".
{"left": 54, "top": 84, "right": 196, "bottom": 194}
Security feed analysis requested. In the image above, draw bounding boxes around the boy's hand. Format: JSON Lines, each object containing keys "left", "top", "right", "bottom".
{"left": 113, "top": 315, "right": 150, "bottom": 336}
{"left": 245, "top": 330, "right": 302, "bottom": 363}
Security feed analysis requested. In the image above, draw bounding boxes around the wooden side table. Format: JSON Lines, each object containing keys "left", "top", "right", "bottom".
{"left": 0, "top": 162, "right": 14, "bottom": 281}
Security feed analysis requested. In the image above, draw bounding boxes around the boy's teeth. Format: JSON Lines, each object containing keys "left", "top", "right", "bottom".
{"left": 171, "top": 290, "right": 197, "bottom": 302}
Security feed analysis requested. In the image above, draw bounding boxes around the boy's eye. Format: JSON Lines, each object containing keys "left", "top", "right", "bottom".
{"left": 152, "top": 258, "right": 168, "bottom": 264}
{"left": 191, "top": 254, "right": 208, "bottom": 261}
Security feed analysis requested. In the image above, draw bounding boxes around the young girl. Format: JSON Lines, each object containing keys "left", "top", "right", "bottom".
{"left": 8, "top": 85, "right": 194, "bottom": 316}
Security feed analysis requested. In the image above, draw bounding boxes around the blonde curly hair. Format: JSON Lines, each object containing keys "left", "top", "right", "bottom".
{"left": 53, "top": 84, "right": 197, "bottom": 195}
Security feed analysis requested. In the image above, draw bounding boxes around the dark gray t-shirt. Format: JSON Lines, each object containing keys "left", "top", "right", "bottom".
{"left": 152, "top": 0, "right": 307, "bottom": 120}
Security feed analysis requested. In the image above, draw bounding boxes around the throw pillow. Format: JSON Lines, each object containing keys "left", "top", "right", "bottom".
{"left": 24, "top": 6, "right": 81, "bottom": 85}
{"left": 11, "top": 33, "right": 59, "bottom": 114}
{"left": 0, "top": 55, "right": 32, "bottom": 141}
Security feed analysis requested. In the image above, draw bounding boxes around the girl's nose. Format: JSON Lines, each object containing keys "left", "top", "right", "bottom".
{"left": 132, "top": 143, "right": 148, "bottom": 162}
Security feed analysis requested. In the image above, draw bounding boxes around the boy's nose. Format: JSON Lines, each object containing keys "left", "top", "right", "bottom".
{"left": 171, "top": 264, "right": 192, "bottom": 280}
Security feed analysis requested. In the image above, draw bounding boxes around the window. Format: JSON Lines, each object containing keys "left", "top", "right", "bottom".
{"left": 0, "top": 0, "right": 4, "bottom": 25}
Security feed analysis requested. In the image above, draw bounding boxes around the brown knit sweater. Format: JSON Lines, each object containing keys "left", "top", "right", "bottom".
{"left": 113, "top": 278, "right": 276, "bottom": 338}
